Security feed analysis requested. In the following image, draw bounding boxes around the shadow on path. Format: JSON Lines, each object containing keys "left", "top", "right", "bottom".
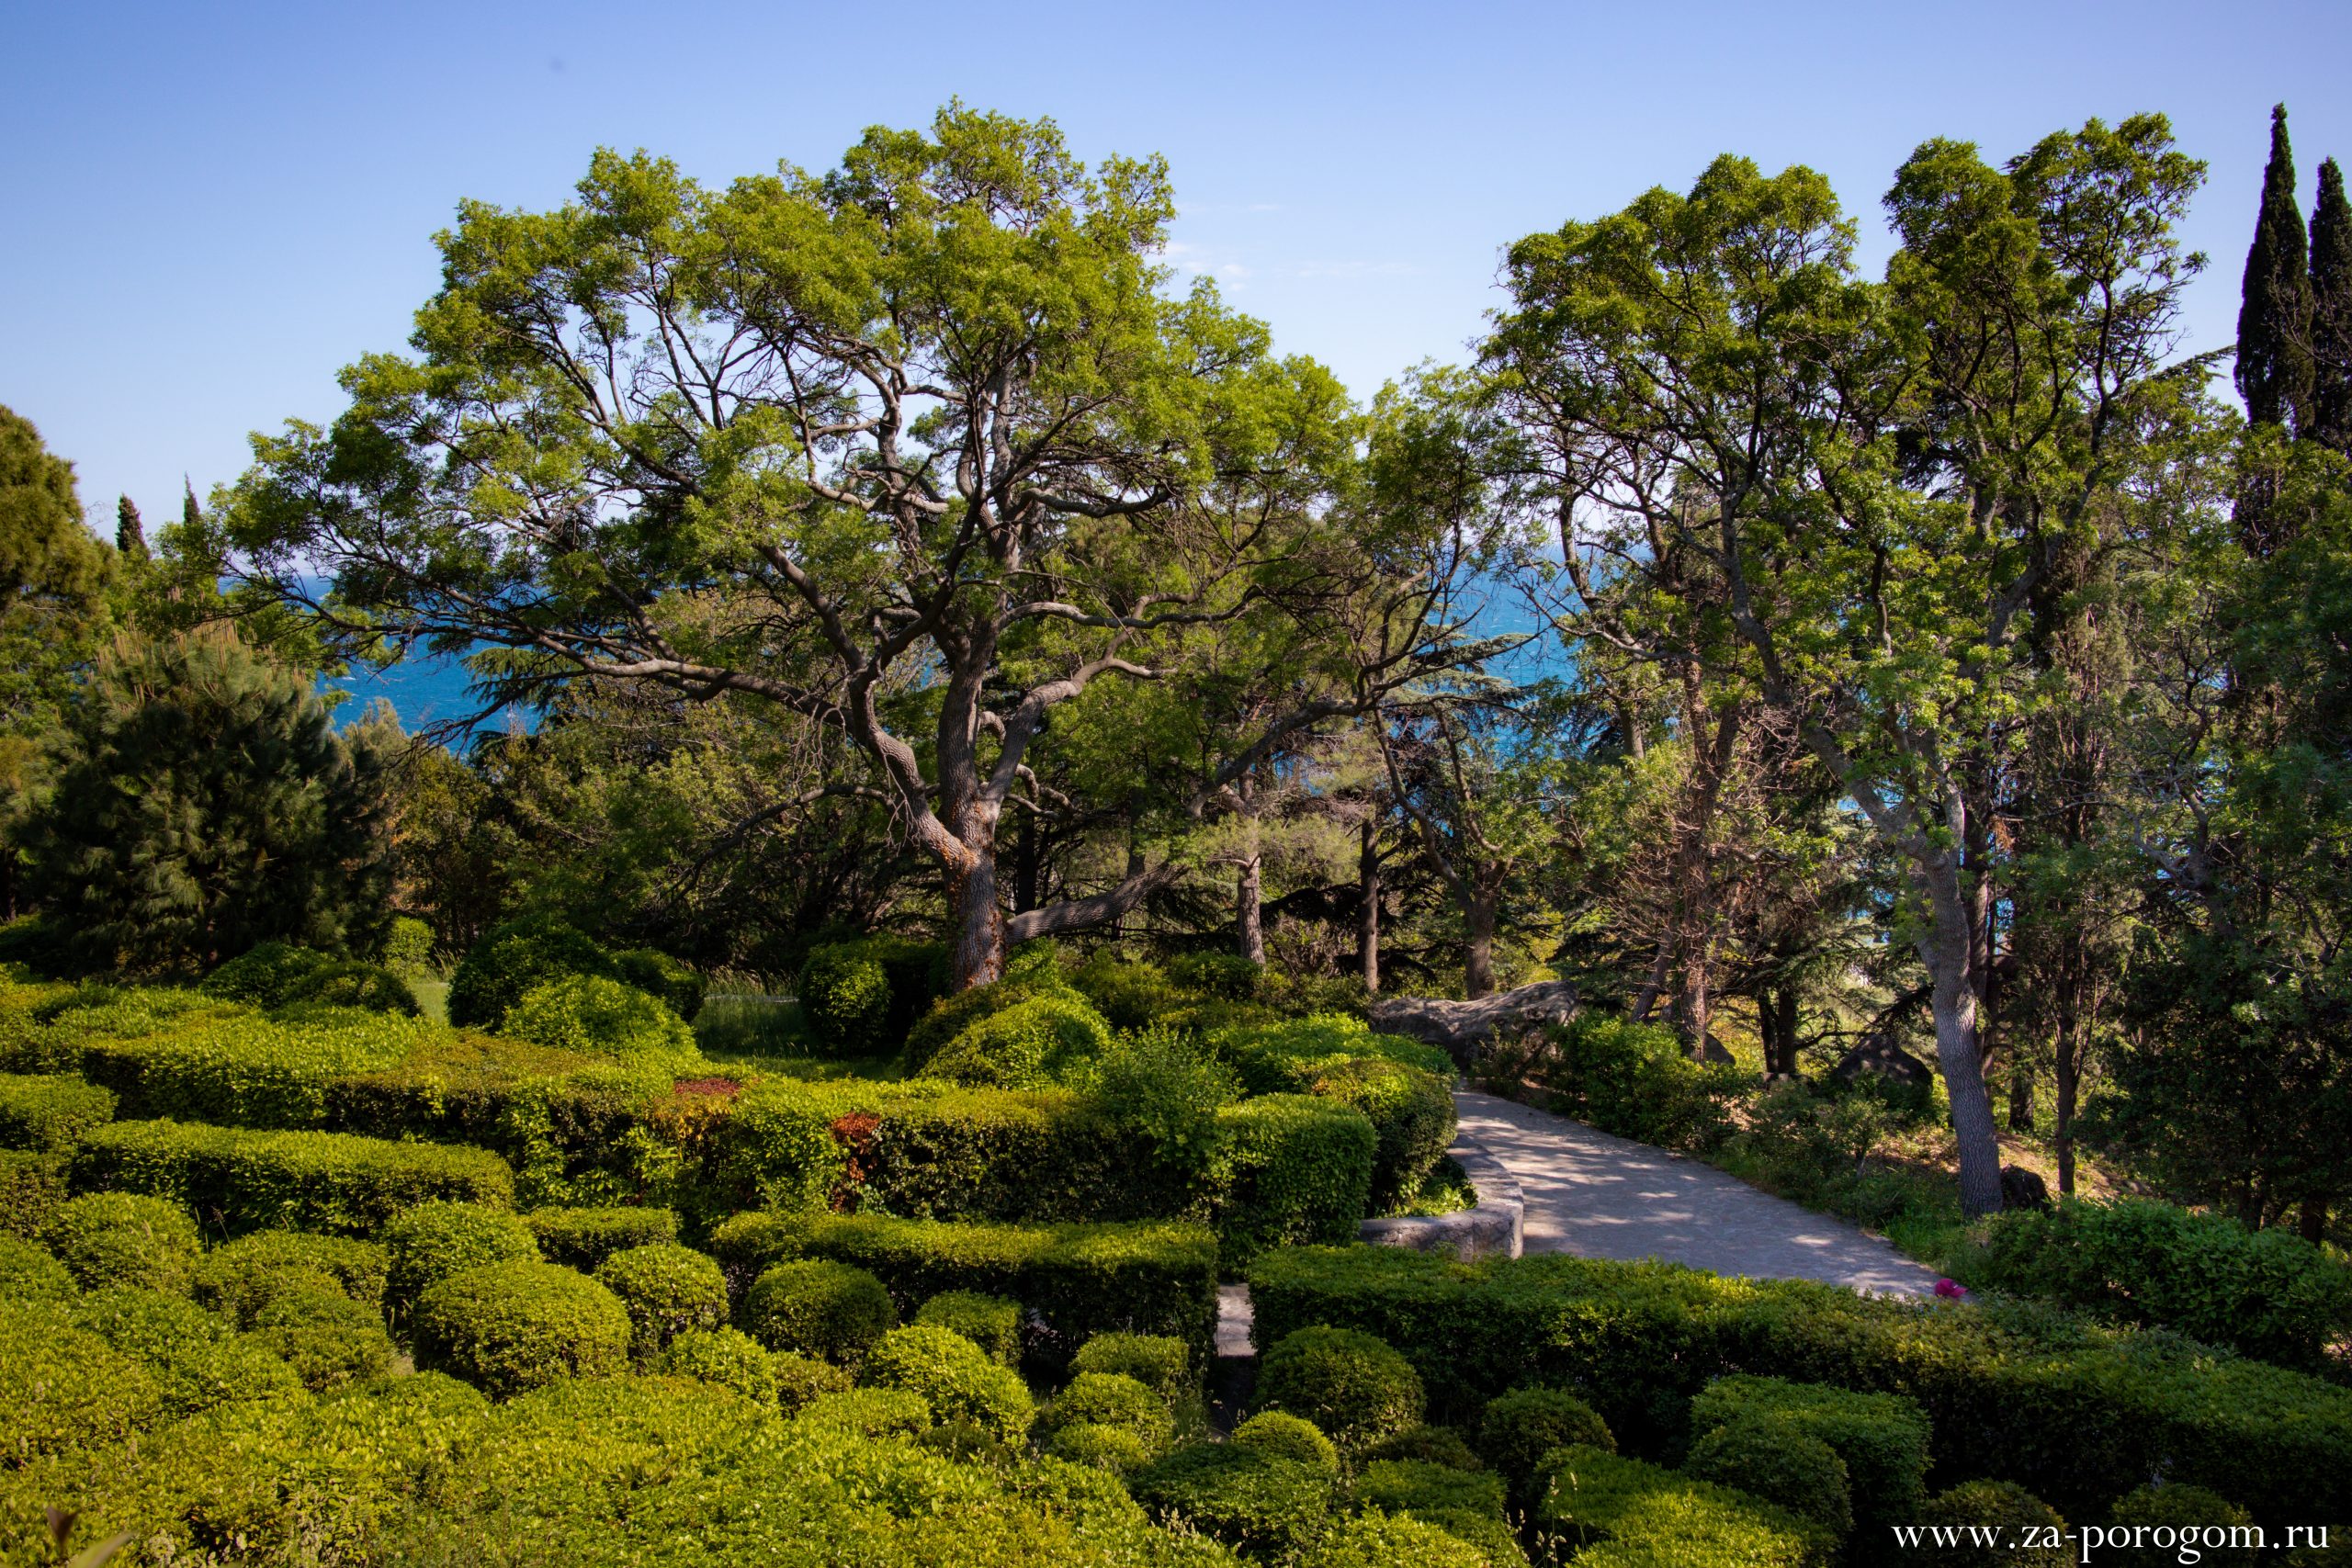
{"left": 1453, "top": 1089, "right": 1940, "bottom": 1299}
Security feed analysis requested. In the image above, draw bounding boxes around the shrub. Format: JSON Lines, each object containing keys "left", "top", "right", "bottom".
{"left": 1684, "top": 1416, "right": 1854, "bottom": 1543}
{"left": 797, "top": 935, "right": 945, "bottom": 1057}
{"left": 383, "top": 1201, "right": 541, "bottom": 1319}
{"left": 1211, "top": 1012, "right": 1453, "bottom": 1094}
{"left": 611, "top": 949, "right": 707, "bottom": 1021}
{"left": 201, "top": 942, "right": 329, "bottom": 1008}
{"left": 1915, "top": 1481, "right": 2071, "bottom": 1567}
{"left": 195, "top": 1229, "right": 390, "bottom": 1323}
{"left": 903, "top": 977, "right": 1060, "bottom": 1074}
{"left": 921, "top": 994, "right": 1114, "bottom": 1089}
{"left": 653, "top": 1325, "right": 780, "bottom": 1406}
{"left": 1365, "top": 1423, "right": 1483, "bottom": 1472}
{"left": 1069, "top": 953, "right": 1179, "bottom": 1032}
{"left": 2098, "top": 1485, "right": 2259, "bottom": 1568}
{"left": 70, "top": 1284, "right": 307, "bottom": 1416}
{"left": 1168, "top": 953, "right": 1263, "bottom": 1001}
{"left": 1041, "top": 1371, "right": 1175, "bottom": 1453}
{"left": 505, "top": 973, "right": 700, "bottom": 1067}
{"left": 595, "top": 1242, "right": 729, "bottom": 1356}
{"left": 74, "top": 1118, "right": 516, "bottom": 1235}
{"left": 1302, "top": 1512, "right": 1487, "bottom": 1568}
{"left": 526, "top": 1204, "right": 680, "bottom": 1269}
{"left": 1690, "top": 1375, "right": 1928, "bottom": 1537}
{"left": 60, "top": 1004, "right": 427, "bottom": 1128}
{"left": 382, "top": 915, "right": 435, "bottom": 976}
{"left": 741, "top": 1259, "right": 898, "bottom": 1362}
{"left": 1478, "top": 1386, "right": 1613, "bottom": 1500}
{"left": 914, "top": 1289, "right": 1023, "bottom": 1364}
{"left": 770, "top": 1348, "right": 857, "bottom": 1413}
{"left": 1257, "top": 1325, "right": 1425, "bottom": 1456}
{"left": 1535, "top": 1444, "right": 1826, "bottom": 1567}
{"left": 1232, "top": 1410, "right": 1340, "bottom": 1475}
{"left": 860, "top": 1324, "right": 1035, "bottom": 1443}
{"left": 1351, "top": 1460, "right": 1518, "bottom": 1565}
{"left": 45, "top": 1190, "right": 199, "bottom": 1292}
{"left": 0, "top": 1071, "right": 115, "bottom": 1150}
{"left": 282, "top": 959, "right": 420, "bottom": 1016}
{"left": 1308, "top": 1057, "right": 1455, "bottom": 1213}
{"left": 1046, "top": 1421, "right": 1155, "bottom": 1474}
{"left": 1071, "top": 1331, "right": 1193, "bottom": 1404}
{"left": 710, "top": 1211, "right": 1220, "bottom": 1364}
{"left": 1069, "top": 1025, "right": 1238, "bottom": 1192}
{"left": 248, "top": 1289, "right": 399, "bottom": 1391}
{"left": 795, "top": 1385, "right": 933, "bottom": 1439}
{"left": 1544, "top": 1014, "right": 1742, "bottom": 1153}
{"left": 0, "top": 1232, "right": 74, "bottom": 1301}
{"left": 1127, "top": 1440, "right": 1334, "bottom": 1558}
{"left": 412, "top": 1258, "right": 632, "bottom": 1399}
{"left": 1957, "top": 1198, "right": 2352, "bottom": 1371}
{"left": 0, "top": 1298, "right": 163, "bottom": 1461}
{"left": 447, "top": 914, "right": 616, "bottom": 1029}
{"left": 0, "top": 1147, "right": 67, "bottom": 1237}
{"left": 1212, "top": 1094, "right": 1377, "bottom": 1269}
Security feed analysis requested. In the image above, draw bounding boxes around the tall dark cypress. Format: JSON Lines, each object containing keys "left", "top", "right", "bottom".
{"left": 115, "top": 495, "right": 146, "bottom": 559}
{"left": 2311, "top": 156, "right": 2352, "bottom": 454}
{"left": 2237, "top": 105, "right": 2313, "bottom": 432}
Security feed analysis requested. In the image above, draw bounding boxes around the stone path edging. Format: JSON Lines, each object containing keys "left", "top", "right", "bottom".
{"left": 1356, "top": 1136, "right": 1524, "bottom": 1260}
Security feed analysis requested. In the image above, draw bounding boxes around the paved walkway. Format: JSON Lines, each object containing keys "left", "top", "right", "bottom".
{"left": 1453, "top": 1089, "right": 1941, "bottom": 1299}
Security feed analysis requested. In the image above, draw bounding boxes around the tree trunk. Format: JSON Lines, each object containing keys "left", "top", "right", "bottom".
{"left": 2301, "top": 1198, "right": 2330, "bottom": 1245}
{"left": 1464, "top": 897, "right": 1497, "bottom": 1000}
{"left": 946, "top": 841, "right": 1006, "bottom": 990}
{"left": 2053, "top": 1001, "right": 2080, "bottom": 1196}
{"left": 1922, "top": 862, "right": 2006, "bottom": 1217}
{"left": 1237, "top": 852, "right": 1264, "bottom": 965}
{"left": 1761, "top": 986, "right": 1800, "bottom": 1077}
{"left": 1012, "top": 808, "right": 1040, "bottom": 917}
{"left": 1671, "top": 960, "right": 1714, "bottom": 1064}
{"left": 1357, "top": 818, "right": 1381, "bottom": 994}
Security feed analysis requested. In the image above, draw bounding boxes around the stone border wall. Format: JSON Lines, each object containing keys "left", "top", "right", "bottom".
{"left": 1356, "top": 1137, "right": 1523, "bottom": 1260}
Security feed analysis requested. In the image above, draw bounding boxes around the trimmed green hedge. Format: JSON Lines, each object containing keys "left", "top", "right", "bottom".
{"left": 73, "top": 1117, "right": 514, "bottom": 1235}
{"left": 1245, "top": 1246, "right": 2352, "bottom": 1526}
{"left": 1306, "top": 1058, "right": 1454, "bottom": 1213}
{"left": 595, "top": 1242, "right": 729, "bottom": 1356}
{"left": 384, "top": 1201, "right": 541, "bottom": 1320}
{"left": 797, "top": 936, "right": 946, "bottom": 1057}
{"left": 1208, "top": 1014, "right": 1453, "bottom": 1096}
{"left": 1211, "top": 1095, "right": 1376, "bottom": 1268}
{"left": 1256, "top": 1325, "right": 1426, "bottom": 1456}
{"left": 44, "top": 1190, "right": 201, "bottom": 1293}
{"left": 0, "top": 1071, "right": 115, "bottom": 1151}
{"left": 525, "top": 1204, "right": 680, "bottom": 1269}
{"left": 412, "top": 1258, "right": 632, "bottom": 1398}
{"left": 1127, "top": 1440, "right": 1333, "bottom": 1558}
{"left": 193, "top": 1229, "right": 390, "bottom": 1323}
{"left": 920, "top": 995, "right": 1114, "bottom": 1089}
{"left": 860, "top": 1323, "right": 1035, "bottom": 1442}
{"left": 1535, "top": 1444, "right": 1827, "bottom": 1567}
{"left": 1689, "top": 1375, "right": 1928, "bottom": 1540}
{"left": 914, "top": 1290, "right": 1023, "bottom": 1364}
{"left": 741, "top": 1258, "right": 898, "bottom": 1363}
{"left": 710, "top": 1210, "right": 1219, "bottom": 1363}
{"left": 446, "top": 914, "right": 616, "bottom": 1030}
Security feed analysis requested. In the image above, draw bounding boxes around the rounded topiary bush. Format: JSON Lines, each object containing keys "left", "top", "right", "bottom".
{"left": 1351, "top": 1460, "right": 1517, "bottom": 1563}
{"left": 1046, "top": 1420, "right": 1155, "bottom": 1474}
{"left": 504, "top": 974, "right": 698, "bottom": 1066}
{"left": 1069, "top": 953, "right": 1178, "bottom": 1033}
{"left": 1302, "top": 1511, "right": 1487, "bottom": 1568}
{"left": 1917, "top": 1481, "right": 2071, "bottom": 1568}
{"left": 381, "top": 916, "right": 435, "bottom": 977}
{"left": 1232, "top": 1410, "right": 1341, "bottom": 1476}
{"left": 2102, "top": 1484, "right": 2258, "bottom": 1568}
{"left": 610, "top": 949, "right": 707, "bottom": 1021}
{"left": 797, "top": 936, "right": 944, "bottom": 1057}
{"left": 595, "top": 1242, "right": 729, "bottom": 1356}
{"left": 1364, "top": 1423, "right": 1483, "bottom": 1472}
{"left": 383, "top": 1201, "right": 539, "bottom": 1320}
{"left": 247, "top": 1290, "right": 398, "bottom": 1392}
{"left": 653, "top": 1325, "right": 778, "bottom": 1406}
{"left": 44, "top": 1191, "right": 200, "bottom": 1294}
{"left": 769, "top": 1348, "right": 856, "bottom": 1413}
{"left": 194, "top": 1230, "right": 389, "bottom": 1324}
{"left": 901, "top": 977, "right": 1057, "bottom": 1073}
{"left": 524, "top": 1205, "right": 680, "bottom": 1270}
{"left": 859, "top": 1324, "right": 1035, "bottom": 1443}
{"left": 1684, "top": 1416, "right": 1853, "bottom": 1543}
{"left": 912, "top": 1289, "right": 1022, "bottom": 1365}
{"left": 796, "top": 1385, "right": 933, "bottom": 1439}
{"left": 740, "top": 1259, "right": 896, "bottom": 1363}
{"left": 1309, "top": 1057, "right": 1456, "bottom": 1213}
{"left": 1128, "top": 1441, "right": 1333, "bottom": 1559}
{"left": 283, "top": 959, "right": 420, "bottom": 1016}
{"left": 411, "top": 1258, "right": 631, "bottom": 1400}
{"left": 69, "top": 1285, "right": 306, "bottom": 1416}
{"left": 0, "top": 1235, "right": 75, "bottom": 1303}
{"left": 1070, "top": 1331, "right": 1191, "bottom": 1405}
{"left": 199, "top": 942, "right": 328, "bottom": 1008}
{"left": 1168, "top": 953, "right": 1262, "bottom": 1001}
{"left": 0, "top": 1300, "right": 163, "bottom": 1461}
{"left": 1478, "top": 1386, "right": 1613, "bottom": 1499}
{"left": 446, "top": 914, "right": 613, "bottom": 1030}
{"left": 1040, "top": 1371, "right": 1174, "bottom": 1454}
{"left": 1256, "top": 1325, "right": 1424, "bottom": 1456}
{"left": 920, "top": 994, "right": 1113, "bottom": 1089}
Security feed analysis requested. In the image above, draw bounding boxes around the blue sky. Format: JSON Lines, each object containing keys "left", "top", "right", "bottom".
{"left": 6, "top": 0, "right": 2350, "bottom": 527}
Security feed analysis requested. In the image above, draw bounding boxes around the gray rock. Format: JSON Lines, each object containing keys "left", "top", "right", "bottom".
{"left": 1827, "top": 1035, "right": 1935, "bottom": 1092}
{"left": 1366, "top": 979, "right": 1580, "bottom": 1067}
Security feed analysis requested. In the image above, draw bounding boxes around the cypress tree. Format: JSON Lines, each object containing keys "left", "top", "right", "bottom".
{"left": 2236, "top": 105, "right": 2313, "bottom": 432}
{"left": 2311, "top": 156, "right": 2352, "bottom": 454}
{"left": 115, "top": 496, "right": 146, "bottom": 559}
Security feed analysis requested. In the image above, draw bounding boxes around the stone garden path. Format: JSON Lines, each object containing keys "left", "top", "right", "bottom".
{"left": 1453, "top": 1089, "right": 1942, "bottom": 1299}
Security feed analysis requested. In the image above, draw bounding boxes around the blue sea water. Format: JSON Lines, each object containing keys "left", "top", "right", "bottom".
{"left": 320, "top": 653, "right": 535, "bottom": 739}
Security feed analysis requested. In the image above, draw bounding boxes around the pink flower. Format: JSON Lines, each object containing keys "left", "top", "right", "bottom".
{"left": 1934, "top": 1278, "right": 1966, "bottom": 1301}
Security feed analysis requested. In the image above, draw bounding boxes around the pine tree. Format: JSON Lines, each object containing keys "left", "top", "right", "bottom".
{"left": 115, "top": 496, "right": 146, "bottom": 559}
{"left": 2237, "top": 105, "right": 2313, "bottom": 432}
{"left": 2311, "top": 156, "right": 2352, "bottom": 454}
